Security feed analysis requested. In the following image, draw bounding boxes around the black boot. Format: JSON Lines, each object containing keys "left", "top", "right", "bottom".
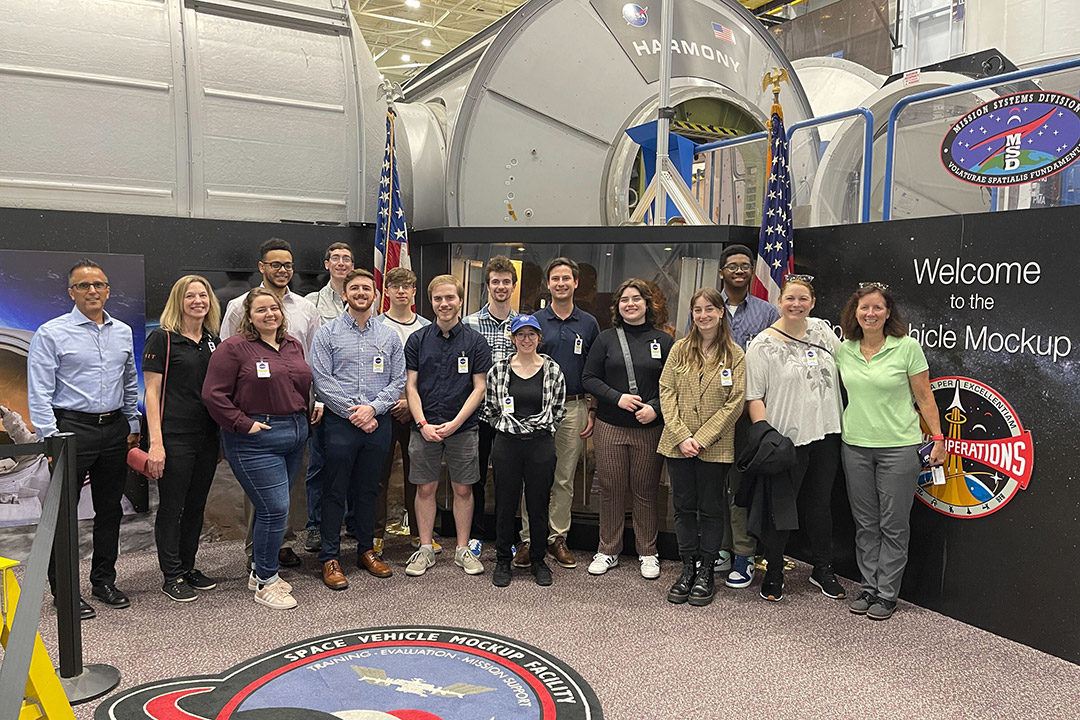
{"left": 667, "top": 557, "right": 697, "bottom": 604}
{"left": 688, "top": 563, "right": 715, "bottom": 606}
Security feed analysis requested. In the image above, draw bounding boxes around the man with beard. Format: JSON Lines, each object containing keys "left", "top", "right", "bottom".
{"left": 462, "top": 255, "right": 519, "bottom": 558}
{"left": 221, "top": 237, "right": 323, "bottom": 569}
{"left": 310, "top": 269, "right": 405, "bottom": 588}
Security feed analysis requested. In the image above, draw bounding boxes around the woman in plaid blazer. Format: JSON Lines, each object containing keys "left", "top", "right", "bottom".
{"left": 658, "top": 287, "right": 746, "bottom": 607}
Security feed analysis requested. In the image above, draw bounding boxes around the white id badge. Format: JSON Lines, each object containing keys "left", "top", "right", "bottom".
{"left": 373, "top": 355, "right": 385, "bottom": 374}
{"left": 457, "top": 356, "right": 470, "bottom": 374}
{"left": 931, "top": 465, "right": 947, "bottom": 486}
{"left": 805, "top": 349, "right": 818, "bottom": 367}
{"left": 256, "top": 361, "right": 270, "bottom": 378}
{"left": 574, "top": 336, "right": 583, "bottom": 355}
{"left": 720, "top": 368, "right": 733, "bottom": 386}
{"left": 650, "top": 341, "right": 662, "bottom": 359}
{"left": 503, "top": 396, "right": 515, "bottom": 414}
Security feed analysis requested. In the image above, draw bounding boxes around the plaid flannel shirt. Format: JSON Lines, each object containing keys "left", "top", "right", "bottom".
{"left": 480, "top": 355, "right": 566, "bottom": 434}
{"left": 463, "top": 304, "right": 518, "bottom": 363}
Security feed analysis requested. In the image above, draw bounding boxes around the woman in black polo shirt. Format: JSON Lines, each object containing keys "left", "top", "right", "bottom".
{"left": 143, "top": 275, "right": 222, "bottom": 603}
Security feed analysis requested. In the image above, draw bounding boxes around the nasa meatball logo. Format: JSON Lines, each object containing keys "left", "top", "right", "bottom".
{"left": 96, "top": 626, "right": 602, "bottom": 720}
{"left": 940, "top": 91, "right": 1080, "bottom": 186}
{"left": 916, "top": 377, "right": 1033, "bottom": 518}
{"left": 621, "top": 3, "right": 648, "bottom": 26}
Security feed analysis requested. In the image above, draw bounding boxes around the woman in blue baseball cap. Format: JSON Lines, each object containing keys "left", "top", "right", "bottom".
{"left": 480, "top": 314, "right": 566, "bottom": 587}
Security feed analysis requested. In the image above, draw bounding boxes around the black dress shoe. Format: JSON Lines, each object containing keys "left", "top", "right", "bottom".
{"left": 278, "top": 547, "right": 302, "bottom": 568}
{"left": 91, "top": 584, "right": 131, "bottom": 609}
{"left": 80, "top": 597, "right": 97, "bottom": 620}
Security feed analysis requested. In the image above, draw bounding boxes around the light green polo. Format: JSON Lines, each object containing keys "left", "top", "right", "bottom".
{"left": 835, "top": 335, "right": 929, "bottom": 447}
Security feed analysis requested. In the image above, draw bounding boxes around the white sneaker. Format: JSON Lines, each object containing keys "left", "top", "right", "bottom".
{"left": 455, "top": 546, "right": 485, "bottom": 575}
{"left": 714, "top": 550, "right": 733, "bottom": 573}
{"left": 249, "top": 572, "right": 292, "bottom": 593}
{"left": 405, "top": 546, "right": 436, "bottom": 576}
{"left": 254, "top": 579, "right": 297, "bottom": 609}
{"left": 410, "top": 537, "right": 442, "bottom": 554}
{"left": 587, "top": 553, "right": 619, "bottom": 575}
{"left": 639, "top": 555, "right": 661, "bottom": 580}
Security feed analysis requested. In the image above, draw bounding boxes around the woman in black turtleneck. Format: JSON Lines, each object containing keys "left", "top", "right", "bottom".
{"left": 582, "top": 278, "right": 674, "bottom": 580}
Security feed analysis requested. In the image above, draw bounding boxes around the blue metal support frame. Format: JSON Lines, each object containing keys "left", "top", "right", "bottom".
{"left": 695, "top": 130, "right": 768, "bottom": 154}
{"left": 786, "top": 108, "right": 875, "bottom": 223}
{"left": 882, "top": 57, "right": 1080, "bottom": 220}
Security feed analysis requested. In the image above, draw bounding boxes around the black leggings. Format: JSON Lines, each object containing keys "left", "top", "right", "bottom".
{"left": 492, "top": 432, "right": 554, "bottom": 563}
{"left": 760, "top": 433, "right": 841, "bottom": 572}
{"left": 155, "top": 428, "right": 220, "bottom": 580}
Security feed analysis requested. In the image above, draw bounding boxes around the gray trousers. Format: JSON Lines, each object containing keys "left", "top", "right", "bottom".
{"left": 841, "top": 442, "right": 921, "bottom": 602}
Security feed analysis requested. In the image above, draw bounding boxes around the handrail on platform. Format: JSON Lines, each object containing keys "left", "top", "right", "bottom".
{"left": 882, "top": 56, "right": 1080, "bottom": 220}
{"left": 785, "top": 108, "right": 875, "bottom": 224}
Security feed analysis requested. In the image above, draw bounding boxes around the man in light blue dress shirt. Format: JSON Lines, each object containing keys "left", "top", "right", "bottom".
{"left": 27, "top": 259, "right": 141, "bottom": 619}
{"left": 310, "top": 269, "right": 405, "bottom": 589}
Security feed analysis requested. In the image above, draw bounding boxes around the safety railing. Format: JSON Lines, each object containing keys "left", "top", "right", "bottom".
{"left": 786, "top": 108, "right": 875, "bottom": 224}
{"left": 882, "top": 56, "right": 1080, "bottom": 220}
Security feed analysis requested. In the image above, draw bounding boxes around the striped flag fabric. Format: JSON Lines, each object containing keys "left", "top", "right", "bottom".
{"left": 750, "top": 110, "right": 794, "bottom": 305}
{"left": 373, "top": 108, "right": 411, "bottom": 313}
{"left": 712, "top": 22, "right": 735, "bottom": 44}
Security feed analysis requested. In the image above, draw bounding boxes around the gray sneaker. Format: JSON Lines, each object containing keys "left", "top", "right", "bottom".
{"left": 405, "top": 546, "right": 436, "bottom": 576}
{"left": 304, "top": 528, "right": 321, "bottom": 553}
{"left": 455, "top": 546, "right": 485, "bottom": 575}
{"left": 867, "top": 598, "right": 897, "bottom": 621}
{"left": 848, "top": 590, "right": 877, "bottom": 615}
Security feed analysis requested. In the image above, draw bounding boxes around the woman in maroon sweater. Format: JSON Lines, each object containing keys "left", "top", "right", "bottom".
{"left": 202, "top": 288, "right": 312, "bottom": 610}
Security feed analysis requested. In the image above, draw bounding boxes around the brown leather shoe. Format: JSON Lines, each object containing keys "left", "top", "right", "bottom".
{"left": 322, "top": 559, "right": 348, "bottom": 590}
{"left": 547, "top": 538, "right": 577, "bottom": 568}
{"left": 513, "top": 541, "right": 531, "bottom": 568}
{"left": 359, "top": 549, "right": 393, "bottom": 578}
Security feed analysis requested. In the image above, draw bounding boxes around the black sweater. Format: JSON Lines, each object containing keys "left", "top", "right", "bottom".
{"left": 582, "top": 323, "right": 674, "bottom": 428}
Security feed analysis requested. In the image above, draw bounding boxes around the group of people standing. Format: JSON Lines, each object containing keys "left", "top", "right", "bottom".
{"left": 25, "top": 240, "right": 944, "bottom": 621}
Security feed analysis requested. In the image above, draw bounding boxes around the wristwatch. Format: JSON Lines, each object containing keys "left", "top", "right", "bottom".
{"left": 415, "top": 419, "right": 428, "bottom": 430}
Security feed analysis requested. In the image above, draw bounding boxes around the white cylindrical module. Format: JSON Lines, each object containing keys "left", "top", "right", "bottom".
{"left": 792, "top": 57, "right": 884, "bottom": 142}
{"left": 399, "top": 0, "right": 816, "bottom": 228}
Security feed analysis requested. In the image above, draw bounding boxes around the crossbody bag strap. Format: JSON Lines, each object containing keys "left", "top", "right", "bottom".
{"left": 160, "top": 330, "right": 170, "bottom": 418}
{"left": 615, "top": 327, "right": 639, "bottom": 395}
{"left": 770, "top": 326, "right": 834, "bottom": 356}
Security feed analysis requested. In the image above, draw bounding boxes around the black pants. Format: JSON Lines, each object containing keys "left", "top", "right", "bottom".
{"left": 492, "top": 432, "right": 554, "bottom": 563}
{"left": 667, "top": 457, "right": 730, "bottom": 564}
{"left": 48, "top": 411, "right": 129, "bottom": 592}
{"left": 155, "top": 428, "right": 220, "bottom": 581}
{"left": 319, "top": 412, "right": 391, "bottom": 561}
{"left": 472, "top": 420, "right": 496, "bottom": 539}
{"left": 760, "top": 433, "right": 841, "bottom": 572}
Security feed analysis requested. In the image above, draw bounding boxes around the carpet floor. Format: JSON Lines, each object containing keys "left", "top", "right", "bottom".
{"left": 19, "top": 535, "right": 1080, "bottom": 720}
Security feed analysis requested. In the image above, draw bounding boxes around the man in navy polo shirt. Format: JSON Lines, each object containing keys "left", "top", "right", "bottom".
{"left": 404, "top": 274, "right": 492, "bottom": 578}
{"left": 515, "top": 257, "right": 599, "bottom": 570}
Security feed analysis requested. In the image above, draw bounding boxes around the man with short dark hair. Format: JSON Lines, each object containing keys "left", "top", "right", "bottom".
{"left": 717, "top": 243, "right": 779, "bottom": 590}
{"left": 515, "top": 257, "right": 599, "bottom": 570}
{"left": 221, "top": 238, "right": 323, "bottom": 569}
{"left": 373, "top": 267, "right": 431, "bottom": 556}
{"left": 462, "top": 255, "right": 519, "bottom": 557}
{"left": 301, "top": 242, "right": 355, "bottom": 553}
{"left": 310, "top": 268, "right": 405, "bottom": 589}
{"left": 404, "top": 275, "right": 492, "bottom": 577}
{"left": 28, "top": 259, "right": 141, "bottom": 619}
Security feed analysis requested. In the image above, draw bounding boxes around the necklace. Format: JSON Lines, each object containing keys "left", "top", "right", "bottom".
{"left": 860, "top": 336, "right": 886, "bottom": 359}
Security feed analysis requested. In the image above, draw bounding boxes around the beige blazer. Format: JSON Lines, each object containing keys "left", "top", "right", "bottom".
{"left": 657, "top": 339, "right": 746, "bottom": 463}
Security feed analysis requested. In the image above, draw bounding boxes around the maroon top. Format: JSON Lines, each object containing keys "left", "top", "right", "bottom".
{"left": 202, "top": 334, "right": 312, "bottom": 433}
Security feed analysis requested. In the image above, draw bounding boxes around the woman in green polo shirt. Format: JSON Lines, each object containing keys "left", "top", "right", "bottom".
{"left": 835, "top": 283, "right": 945, "bottom": 621}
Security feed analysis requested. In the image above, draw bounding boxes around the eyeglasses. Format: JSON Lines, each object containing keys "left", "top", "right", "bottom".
{"left": 328, "top": 254, "right": 352, "bottom": 264}
{"left": 387, "top": 284, "right": 415, "bottom": 291}
{"left": 722, "top": 262, "right": 753, "bottom": 272}
{"left": 784, "top": 273, "right": 815, "bottom": 284}
{"left": 262, "top": 261, "right": 294, "bottom": 271}
{"left": 70, "top": 281, "right": 109, "bottom": 292}
{"left": 859, "top": 281, "right": 890, "bottom": 292}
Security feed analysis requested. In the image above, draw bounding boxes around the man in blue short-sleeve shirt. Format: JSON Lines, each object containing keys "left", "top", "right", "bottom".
{"left": 404, "top": 274, "right": 492, "bottom": 578}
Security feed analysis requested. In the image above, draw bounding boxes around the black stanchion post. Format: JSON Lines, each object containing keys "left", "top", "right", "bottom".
{"left": 48, "top": 433, "right": 121, "bottom": 703}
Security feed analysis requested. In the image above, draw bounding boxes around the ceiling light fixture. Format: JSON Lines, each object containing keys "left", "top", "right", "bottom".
{"left": 421, "top": 38, "right": 431, "bottom": 47}
{"left": 401, "top": 53, "right": 411, "bottom": 62}
{"left": 404, "top": 0, "right": 421, "bottom": 8}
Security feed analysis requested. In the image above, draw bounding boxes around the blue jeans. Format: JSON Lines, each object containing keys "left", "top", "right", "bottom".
{"left": 223, "top": 412, "right": 307, "bottom": 584}
{"left": 319, "top": 411, "right": 391, "bottom": 562}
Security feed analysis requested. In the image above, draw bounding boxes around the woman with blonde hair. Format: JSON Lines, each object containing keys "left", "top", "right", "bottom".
{"left": 658, "top": 287, "right": 745, "bottom": 606}
{"left": 143, "top": 275, "right": 222, "bottom": 602}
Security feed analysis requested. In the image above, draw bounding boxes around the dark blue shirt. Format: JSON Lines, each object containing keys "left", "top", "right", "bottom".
{"left": 405, "top": 321, "right": 493, "bottom": 429}
{"left": 535, "top": 305, "right": 600, "bottom": 396}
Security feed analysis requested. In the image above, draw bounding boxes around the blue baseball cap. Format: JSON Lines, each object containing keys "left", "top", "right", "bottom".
{"left": 510, "top": 315, "right": 542, "bottom": 334}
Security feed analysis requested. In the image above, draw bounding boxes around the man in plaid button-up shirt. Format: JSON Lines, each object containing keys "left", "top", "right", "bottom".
{"left": 462, "top": 255, "right": 520, "bottom": 555}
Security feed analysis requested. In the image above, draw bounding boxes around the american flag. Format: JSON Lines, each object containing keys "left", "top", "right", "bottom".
{"left": 750, "top": 110, "right": 794, "bottom": 305}
{"left": 712, "top": 22, "right": 735, "bottom": 44}
{"left": 373, "top": 108, "right": 411, "bottom": 313}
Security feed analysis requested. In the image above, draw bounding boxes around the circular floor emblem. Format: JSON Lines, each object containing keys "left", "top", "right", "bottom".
{"left": 940, "top": 90, "right": 1080, "bottom": 186}
{"left": 917, "top": 377, "right": 1033, "bottom": 518}
{"left": 96, "top": 626, "right": 603, "bottom": 720}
